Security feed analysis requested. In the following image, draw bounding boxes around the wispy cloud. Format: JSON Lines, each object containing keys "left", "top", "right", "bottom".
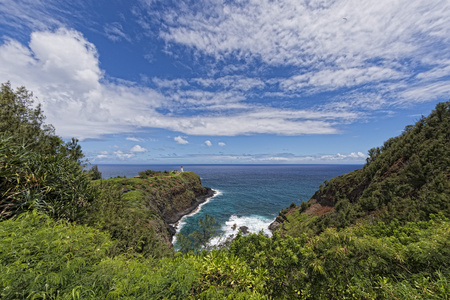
{"left": 96, "top": 150, "right": 109, "bottom": 159}
{"left": 126, "top": 137, "right": 143, "bottom": 142}
{"left": 159, "top": 0, "right": 450, "bottom": 69}
{"left": 94, "top": 145, "right": 148, "bottom": 161}
{"left": 153, "top": 78, "right": 189, "bottom": 89}
{"left": 280, "top": 67, "right": 405, "bottom": 93}
{"left": 193, "top": 75, "right": 265, "bottom": 91}
{"left": 0, "top": 0, "right": 63, "bottom": 34}
{"left": 104, "top": 22, "right": 131, "bottom": 42}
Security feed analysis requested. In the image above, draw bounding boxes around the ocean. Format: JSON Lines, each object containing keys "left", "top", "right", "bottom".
{"left": 96, "top": 164, "right": 362, "bottom": 245}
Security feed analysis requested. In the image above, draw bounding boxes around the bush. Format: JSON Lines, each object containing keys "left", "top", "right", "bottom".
{"left": 0, "top": 211, "right": 113, "bottom": 299}
{"left": 0, "top": 136, "right": 96, "bottom": 221}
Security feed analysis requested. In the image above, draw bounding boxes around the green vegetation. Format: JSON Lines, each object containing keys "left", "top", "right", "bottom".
{"left": 0, "top": 212, "right": 268, "bottom": 299}
{"left": 1, "top": 83, "right": 449, "bottom": 299}
{"left": 87, "top": 164, "right": 102, "bottom": 180}
{"left": 138, "top": 169, "right": 178, "bottom": 178}
{"left": 231, "top": 214, "right": 450, "bottom": 299}
{"left": 276, "top": 101, "right": 450, "bottom": 236}
{"left": 0, "top": 82, "right": 94, "bottom": 221}
{"left": 2, "top": 211, "right": 448, "bottom": 299}
{"left": 177, "top": 215, "right": 220, "bottom": 253}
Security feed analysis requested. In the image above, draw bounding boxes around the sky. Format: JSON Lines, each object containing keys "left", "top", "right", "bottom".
{"left": 0, "top": 0, "right": 449, "bottom": 164}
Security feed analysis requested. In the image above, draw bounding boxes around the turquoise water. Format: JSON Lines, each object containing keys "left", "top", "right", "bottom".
{"left": 96, "top": 164, "right": 361, "bottom": 243}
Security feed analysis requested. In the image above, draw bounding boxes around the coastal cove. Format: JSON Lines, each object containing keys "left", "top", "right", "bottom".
{"left": 96, "top": 164, "right": 362, "bottom": 244}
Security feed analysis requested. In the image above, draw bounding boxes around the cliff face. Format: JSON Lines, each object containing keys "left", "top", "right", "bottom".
{"left": 272, "top": 101, "right": 450, "bottom": 236}
{"left": 143, "top": 171, "right": 213, "bottom": 224}
{"left": 87, "top": 171, "right": 214, "bottom": 257}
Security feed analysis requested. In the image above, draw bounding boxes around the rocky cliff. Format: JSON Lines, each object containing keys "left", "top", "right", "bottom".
{"left": 87, "top": 171, "right": 214, "bottom": 257}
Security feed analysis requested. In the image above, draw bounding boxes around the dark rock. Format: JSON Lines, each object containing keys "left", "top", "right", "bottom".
{"left": 268, "top": 208, "right": 291, "bottom": 232}
{"left": 167, "top": 224, "right": 176, "bottom": 237}
{"left": 268, "top": 219, "right": 280, "bottom": 231}
{"left": 239, "top": 226, "right": 249, "bottom": 234}
{"left": 165, "top": 187, "right": 215, "bottom": 225}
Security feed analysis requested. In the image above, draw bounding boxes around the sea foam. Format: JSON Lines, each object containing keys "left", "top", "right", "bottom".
{"left": 210, "top": 214, "right": 273, "bottom": 246}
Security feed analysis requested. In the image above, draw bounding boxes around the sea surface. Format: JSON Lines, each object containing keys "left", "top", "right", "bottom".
{"left": 96, "top": 164, "right": 362, "bottom": 245}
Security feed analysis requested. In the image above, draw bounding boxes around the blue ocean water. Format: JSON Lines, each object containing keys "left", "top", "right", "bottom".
{"left": 96, "top": 164, "right": 361, "bottom": 244}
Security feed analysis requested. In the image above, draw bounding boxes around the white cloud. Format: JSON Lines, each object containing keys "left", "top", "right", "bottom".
{"left": 0, "top": 0, "right": 64, "bottom": 34}
{"left": 218, "top": 142, "right": 226, "bottom": 147}
{"left": 153, "top": 78, "right": 189, "bottom": 89}
{"left": 130, "top": 145, "right": 148, "bottom": 153}
{"left": 319, "top": 152, "right": 367, "bottom": 161}
{"left": 1, "top": 1, "right": 449, "bottom": 146}
{"left": 126, "top": 137, "right": 142, "bottom": 142}
{"left": 95, "top": 145, "right": 148, "bottom": 161}
{"left": 114, "top": 150, "right": 134, "bottom": 160}
{"left": 204, "top": 140, "right": 212, "bottom": 147}
{"left": 400, "top": 81, "right": 450, "bottom": 104}
{"left": 96, "top": 150, "right": 109, "bottom": 159}
{"left": 0, "top": 29, "right": 164, "bottom": 139}
{"left": 174, "top": 136, "right": 189, "bottom": 144}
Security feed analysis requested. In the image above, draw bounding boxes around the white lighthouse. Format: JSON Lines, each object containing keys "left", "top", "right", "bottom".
{"left": 181, "top": 165, "right": 184, "bottom": 172}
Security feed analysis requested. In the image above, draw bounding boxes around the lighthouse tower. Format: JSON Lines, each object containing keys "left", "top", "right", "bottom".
{"left": 181, "top": 165, "right": 184, "bottom": 172}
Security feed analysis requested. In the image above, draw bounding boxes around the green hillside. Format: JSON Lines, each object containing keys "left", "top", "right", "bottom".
{"left": 273, "top": 101, "right": 450, "bottom": 236}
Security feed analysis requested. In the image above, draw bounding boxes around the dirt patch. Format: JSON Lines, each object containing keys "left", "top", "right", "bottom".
{"left": 305, "top": 202, "right": 334, "bottom": 217}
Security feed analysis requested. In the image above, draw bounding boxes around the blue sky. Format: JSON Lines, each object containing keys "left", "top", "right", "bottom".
{"left": 1, "top": 0, "right": 449, "bottom": 164}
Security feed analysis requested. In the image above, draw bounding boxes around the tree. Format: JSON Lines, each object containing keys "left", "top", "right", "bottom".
{"left": 177, "top": 215, "right": 219, "bottom": 253}
{"left": 0, "top": 83, "right": 94, "bottom": 221}
{"left": 0, "top": 82, "right": 60, "bottom": 153}
{"left": 88, "top": 165, "right": 102, "bottom": 180}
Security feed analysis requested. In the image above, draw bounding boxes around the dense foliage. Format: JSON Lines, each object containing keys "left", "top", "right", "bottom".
{"left": 232, "top": 215, "right": 449, "bottom": 299}
{"left": 85, "top": 178, "right": 174, "bottom": 258}
{"left": 1, "top": 211, "right": 448, "bottom": 299}
{"left": 0, "top": 212, "right": 269, "bottom": 299}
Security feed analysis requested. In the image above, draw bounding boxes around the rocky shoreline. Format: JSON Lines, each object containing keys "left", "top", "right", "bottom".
{"left": 167, "top": 187, "right": 216, "bottom": 239}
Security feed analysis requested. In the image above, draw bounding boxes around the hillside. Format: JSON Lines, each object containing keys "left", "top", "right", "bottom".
{"left": 85, "top": 171, "right": 214, "bottom": 257}
{"left": 271, "top": 101, "right": 450, "bottom": 236}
